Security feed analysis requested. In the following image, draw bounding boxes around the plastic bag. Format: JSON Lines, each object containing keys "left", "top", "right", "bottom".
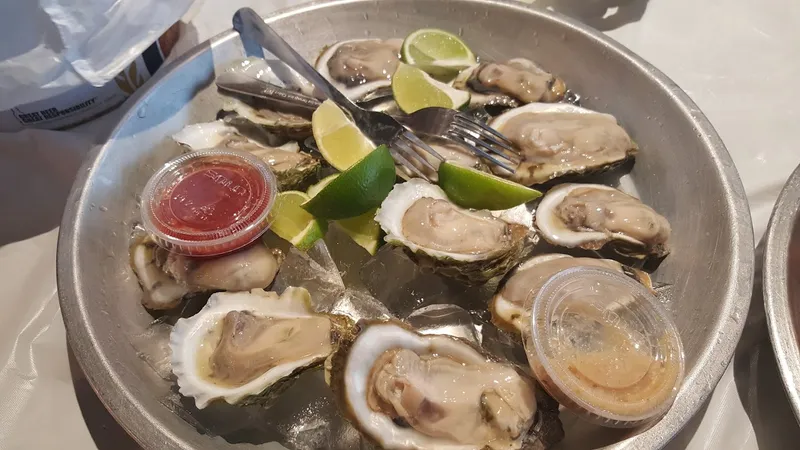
{"left": 0, "top": 0, "right": 198, "bottom": 111}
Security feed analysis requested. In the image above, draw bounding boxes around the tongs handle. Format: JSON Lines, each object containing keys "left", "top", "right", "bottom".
{"left": 233, "top": 8, "right": 363, "bottom": 118}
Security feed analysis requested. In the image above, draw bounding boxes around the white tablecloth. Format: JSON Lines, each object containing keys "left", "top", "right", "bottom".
{"left": 2, "top": 0, "right": 800, "bottom": 448}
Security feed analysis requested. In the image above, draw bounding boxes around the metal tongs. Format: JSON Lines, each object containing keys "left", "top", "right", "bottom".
{"left": 231, "top": 8, "right": 520, "bottom": 178}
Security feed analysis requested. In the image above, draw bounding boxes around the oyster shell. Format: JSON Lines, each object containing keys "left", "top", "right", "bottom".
{"left": 130, "top": 237, "right": 283, "bottom": 310}
{"left": 536, "top": 184, "right": 671, "bottom": 258}
{"left": 454, "top": 58, "right": 566, "bottom": 107}
{"left": 172, "top": 121, "right": 320, "bottom": 190}
{"left": 316, "top": 39, "right": 403, "bottom": 100}
{"left": 327, "top": 320, "right": 564, "bottom": 450}
{"left": 490, "top": 254, "right": 653, "bottom": 334}
{"left": 220, "top": 92, "right": 313, "bottom": 140}
{"left": 170, "top": 287, "right": 354, "bottom": 409}
{"left": 375, "top": 179, "right": 531, "bottom": 284}
{"left": 490, "top": 103, "right": 637, "bottom": 185}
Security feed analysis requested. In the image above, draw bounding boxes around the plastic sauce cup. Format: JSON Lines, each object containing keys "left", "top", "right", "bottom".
{"left": 140, "top": 149, "right": 277, "bottom": 256}
{"left": 522, "top": 266, "right": 685, "bottom": 428}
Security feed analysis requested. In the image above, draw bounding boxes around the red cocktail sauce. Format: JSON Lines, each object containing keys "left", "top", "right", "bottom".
{"left": 141, "top": 150, "right": 276, "bottom": 256}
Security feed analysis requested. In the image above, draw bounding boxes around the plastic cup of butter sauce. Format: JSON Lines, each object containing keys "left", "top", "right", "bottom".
{"left": 140, "top": 149, "right": 277, "bottom": 256}
{"left": 522, "top": 267, "right": 685, "bottom": 428}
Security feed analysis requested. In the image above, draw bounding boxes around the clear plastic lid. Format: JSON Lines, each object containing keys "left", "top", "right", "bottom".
{"left": 522, "top": 266, "right": 685, "bottom": 428}
{"left": 140, "top": 148, "right": 277, "bottom": 257}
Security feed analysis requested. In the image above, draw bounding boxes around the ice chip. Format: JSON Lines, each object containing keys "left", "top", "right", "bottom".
{"left": 273, "top": 245, "right": 346, "bottom": 312}
{"left": 331, "top": 289, "right": 394, "bottom": 322}
{"left": 130, "top": 319, "right": 173, "bottom": 380}
{"left": 406, "top": 303, "right": 481, "bottom": 345}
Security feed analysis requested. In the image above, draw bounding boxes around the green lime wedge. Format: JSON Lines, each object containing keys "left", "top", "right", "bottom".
{"left": 392, "top": 63, "right": 470, "bottom": 114}
{"left": 307, "top": 173, "right": 339, "bottom": 198}
{"left": 308, "top": 174, "right": 383, "bottom": 255}
{"left": 268, "top": 191, "right": 327, "bottom": 250}
{"left": 437, "top": 161, "right": 541, "bottom": 210}
{"left": 336, "top": 208, "right": 383, "bottom": 255}
{"left": 302, "top": 145, "right": 396, "bottom": 219}
{"left": 401, "top": 28, "right": 477, "bottom": 78}
{"left": 312, "top": 99, "right": 376, "bottom": 171}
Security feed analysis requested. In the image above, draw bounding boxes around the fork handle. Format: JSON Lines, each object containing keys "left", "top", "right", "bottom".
{"left": 233, "top": 8, "right": 363, "bottom": 117}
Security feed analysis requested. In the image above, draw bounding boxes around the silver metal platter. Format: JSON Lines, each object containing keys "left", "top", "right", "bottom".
{"left": 764, "top": 163, "right": 800, "bottom": 424}
{"left": 56, "top": 0, "right": 755, "bottom": 448}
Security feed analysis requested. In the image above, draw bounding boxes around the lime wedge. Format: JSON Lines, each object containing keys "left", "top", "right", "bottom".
{"left": 312, "top": 100, "right": 375, "bottom": 171}
{"left": 268, "top": 191, "right": 327, "bottom": 250}
{"left": 337, "top": 209, "right": 383, "bottom": 255}
{"left": 308, "top": 174, "right": 383, "bottom": 255}
{"left": 401, "top": 28, "right": 477, "bottom": 78}
{"left": 307, "top": 173, "right": 338, "bottom": 198}
{"left": 392, "top": 63, "right": 471, "bottom": 114}
{"left": 302, "top": 145, "right": 397, "bottom": 220}
{"left": 437, "top": 161, "right": 541, "bottom": 210}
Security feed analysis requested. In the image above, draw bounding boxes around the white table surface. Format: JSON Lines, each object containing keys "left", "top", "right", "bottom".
{"left": 2, "top": 0, "right": 800, "bottom": 449}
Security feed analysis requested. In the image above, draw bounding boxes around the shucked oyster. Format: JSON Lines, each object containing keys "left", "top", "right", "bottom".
{"left": 490, "top": 103, "right": 637, "bottom": 185}
{"left": 130, "top": 237, "right": 283, "bottom": 310}
{"left": 490, "top": 254, "right": 652, "bottom": 334}
{"left": 327, "top": 321, "right": 564, "bottom": 450}
{"left": 375, "top": 179, "right": 531, "bottom": 284}
{"left": 172, "top": 121, "right": 320, "bottom": 190}
{"left": 220, "top": 92, "right": 313, "bottom": 140}
{"left": 536, "top": 183, "right": 672, "bottom": 258}
{"left": 170, "top": 287, "right": 354, "bottom": 408}
{"left": 454, "top": 58, "right": 567, "bottom": 107}
{"left": 316, "top": 39, "right": 403, "bottom": 100}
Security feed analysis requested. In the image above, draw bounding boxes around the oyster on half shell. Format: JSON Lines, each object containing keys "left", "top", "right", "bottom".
{"left": 220, "top": 92, "right": 313, "bottom": 140}
{"left": 490, "top": 103, "right": 637, "bottom": 185}
{"left": 130, "top": 237, "right": 283, "bottom": 310}
{"left": 490, "top": 254, "right": 653, "bottom": 334}
{"left": 536, "top": 184, "right": 672, "bottom": 258}
{"left": 172, "top": 121, "right": 321, "bottom": 190}
{"left": 170, "top": 287, "right": 354, "bottom": 409}
{"left": 375, "top": 179, "right": 531, "bottom": 284}
{"left": 454, "top": 58, "right": 567, "bottom": 108}
{"left": 327, "top": 321, "right": 564, "bottom": 450}
{"left": 316, "top": 39, "right": 403, "bottom": 101}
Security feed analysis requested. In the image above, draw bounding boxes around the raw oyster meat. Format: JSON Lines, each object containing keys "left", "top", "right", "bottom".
{"left": 316, "top": 39, "right": 403, "bottom": 100}
{"left": 490, "top": 254, "right": 652, "bottom": 334}
{"left": 327, "top": 320, "right": 564, "bottom": 449}
{"left": 172, "top": 121, "right": 320, "bottom": 190}
{"left": 220, "top": 92, "right": 313, "bottom": 140}
{"left": 375, "top": 179, "right": 531, "bottom": 284}
{"left": 490, "top": 103, "right": 637, "bottom": 185}
{"left": 536, "top": 184, "right": 671, "bottom": 258}
{"left": 454, "top": 58, "right": 567, "bottom": 107}
{"left": 130, "top": 237, "right": 283, "bottom": 310}
{"left": 170, "top": 287, "right": 354, "bottom": 408}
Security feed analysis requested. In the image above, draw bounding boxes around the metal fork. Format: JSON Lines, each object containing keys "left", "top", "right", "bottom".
{"left": 216, "top": 75, "right": 521, "bottom": 174}
{"left": 394, "top": 107, "right": 520, "bottom": 173}
{"left": 233, "top": 7, "right": 444, "bottom": 181}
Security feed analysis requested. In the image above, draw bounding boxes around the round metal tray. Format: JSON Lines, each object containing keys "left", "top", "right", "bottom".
{"left": 56, "top": 1, "right": 755, "bottom": 448}
{"left": 764, "top": 163, "right": 800, "bottom": 424}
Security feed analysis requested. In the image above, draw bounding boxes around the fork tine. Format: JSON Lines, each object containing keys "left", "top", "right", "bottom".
{"left": 390, "top": 148, "right": 431, "bottom": 181}
{"left": 393, "top": 138, "right": 438, "bottom": 173}
{"left": 401, "top": 130, "right": 445, "bottom": 161}
{"left": 454, "top": 114, "right": 517, "bottom": 152}
{"left": 450, "top": 127, "right": 517, "bottom": 164}
{"left": 448, "top": 130, "right": 516, "bottom": 174}
{"left": 471, "top": 134, "right": 521, "bottom": 164}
